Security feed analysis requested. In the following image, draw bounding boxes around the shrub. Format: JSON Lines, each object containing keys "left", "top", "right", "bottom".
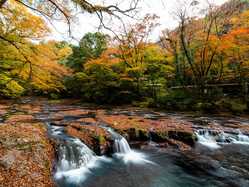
{"left": 194, "top": 102, "right": 215, "bottom": 112}
{"left": 215, "top": 98, "right": 247, "bottom": 114}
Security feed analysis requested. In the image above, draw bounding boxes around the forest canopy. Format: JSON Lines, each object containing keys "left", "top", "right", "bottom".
{"left": 0, "top": 0, "right": 249, "bottom": 113}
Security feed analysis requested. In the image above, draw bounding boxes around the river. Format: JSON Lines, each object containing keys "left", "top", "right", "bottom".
{"left": 31, "top": 99, "right": 249, "bottom": 187}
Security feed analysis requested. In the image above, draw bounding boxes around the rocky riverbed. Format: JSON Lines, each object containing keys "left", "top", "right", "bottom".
{"left": 0, "top": 98, "right": 249, "bottom": 186}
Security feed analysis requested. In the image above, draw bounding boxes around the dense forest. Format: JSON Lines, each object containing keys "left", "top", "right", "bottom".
{"left": 1, "top": 0, "right": 249, "bottom": 113}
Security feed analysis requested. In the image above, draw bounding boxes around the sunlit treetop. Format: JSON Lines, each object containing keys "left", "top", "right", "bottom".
{"left": 0, "top": 0, "right": 50, "bottom": 42}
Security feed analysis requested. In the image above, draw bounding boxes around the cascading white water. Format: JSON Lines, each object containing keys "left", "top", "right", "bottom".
{"left": 195, "top": 129, "right": 249, "bottom": 149}
{"left": 238, "top": 133, "right": 249, "bottom": 142}
{"left": 237, "top": 131, "right": 249, "bottom": 144}
{"left": 114, "top": 137, "right": 131, "bottom": 153}
{"left": 50, "top": 126, "right": 96, "bottom": 165}
{"left": 102, "top": 127, "right": 132, "bottom": 154}
{"left": 195, "top": 129, "right": 221, "bottom": 149}
{"left": 56, "top": 138, "right": 95, "bottom": 172}
{"left": 48, "top": 125, "right": 100, "bottom": 184}
{"left": 102, "top": 126, "right": 155, "bottom": 164}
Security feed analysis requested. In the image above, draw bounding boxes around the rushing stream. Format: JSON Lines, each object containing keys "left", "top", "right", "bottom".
{"left": 33, "top": 102, "right": 249, "bottom": 187}
{"left": 100, "top": 126, "right": 132, "bottom": 153}
{"left": 49, "top": 123, "right": 154, "bottom": 186}
{"left": 195, "top": 129, "right": 249, "bottom": 149}
{"left": 47, "top": 124, "right": 104, "bottom": 185}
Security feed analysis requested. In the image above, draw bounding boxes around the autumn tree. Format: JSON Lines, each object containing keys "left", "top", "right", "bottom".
{"left": 0, "top": 0, "right": 48, "bottom": 97}
{"left": 66, "top": 32, "right": 108, "bottom": 72}
{"left": 0, "top": 0, "right": 71, "bottom": 97}
{"left": 18, "top": 41, "right": 71, "bottom": 95}
{"left": 143, "top": 44, "right": 173, "bottom": 100}
{"left": 0, "top": 0, "right": 141, "bottom": 97}
{"left": 65, "top": 48, "right": 122, "bottom": 103}
{"left": 115, "top": 14, "right": 159, "bottom": 95}
{"left": 166, "top": 0, "right": 244, "bottom": 95}
{"left": 160, "top": 29, "right": 189, "bottom": 86}
{"left": 220, "top": 9, "right": 249, "bottom": 85}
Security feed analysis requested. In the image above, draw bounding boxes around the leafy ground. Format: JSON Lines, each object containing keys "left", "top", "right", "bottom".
{"left": 0, "top": 122, "right": 54, "bottom": 187}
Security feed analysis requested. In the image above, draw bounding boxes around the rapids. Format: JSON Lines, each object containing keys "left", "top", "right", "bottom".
{"left": 32, "top": 101, "right": 249, "bottom": 187}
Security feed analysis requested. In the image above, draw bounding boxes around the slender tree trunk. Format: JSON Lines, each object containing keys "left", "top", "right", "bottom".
{"left": 136, "top": 77, "right": 140, "bottom": 96}
{"left": 152, "top": 81, "right": 157, "bottom": 101}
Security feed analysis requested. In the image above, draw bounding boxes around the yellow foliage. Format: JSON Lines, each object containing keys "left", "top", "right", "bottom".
{"left": 1, "top": 0, "right": 50, "bottom": 40}
{"left": 16, "top": 42, "right": 72, "bottom": 92}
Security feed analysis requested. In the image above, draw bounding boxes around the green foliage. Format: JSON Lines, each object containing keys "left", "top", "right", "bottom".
{"left": 136, "top": 98, "right": 155, "bottom": 108}
{"left": 79, "top": 32, "right": 107, "bottom": 59}
{"left": 65, "top": 46, "right": 87, "bottom": 71}
{"left": 156, "top": 89, "right": 194, "bottom": 110}
{"left": 194, "top": 102, "right": 214, "bottom": 112}
{"left": 166, "top": 89, "right": 192, "bottom": 101}
{"left": 127, "top": 67, "right": 144, "bottom": 80}
{"left": 65, "top": 64, "right": 122, "bottom": 103}
{"left": 97, "top": 135, "right": 106, "bottom": 145}
{"left": 65, "top": 32, "right": 107, "bottom": 72}
{"left": 64, "top": 72, "right": 88, "bottom": 96}
{"left": 49, "top": 93, "right": 60, "bottom": 100}
{"left": 230, "top": 102, "right": 247, "bottom": 114}
{"left": 216, "top": 98, "right": 247, "bottom": 114}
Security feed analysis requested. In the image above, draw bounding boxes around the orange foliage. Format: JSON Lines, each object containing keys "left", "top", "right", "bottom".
{"left": 85, "top": 48, "right": 122, "bottom": 69}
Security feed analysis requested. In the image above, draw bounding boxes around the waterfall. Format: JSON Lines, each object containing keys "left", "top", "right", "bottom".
{"left": 102, "top": 127, "right": 132, "bottom": 154}
{"left": 48, "top": 124, "right": 99, "bottom": 184}
{"left": 102, "top": 126, "right": 155, "bottom": 164}
{"left": 114, "top": 137, "right": 131, "bottom": 153}
{"left": 195, "top": 129, "right": 249, "bottom": 149}
{"left": 237, "top": 131, "right": 249, "bottom": 144}
{"left": 195, "top": 129, "right": 221, "bottom": 149}
{"left": 56, "top": 138, "right": 95, "bottom": 172}
{"left": 49, "top": 125, "right": 96, "bottom": 171}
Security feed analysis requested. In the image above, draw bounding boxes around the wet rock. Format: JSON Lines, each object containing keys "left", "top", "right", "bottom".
{"left": 120, "top": 127, "right": 150, "bottom": 141}
{"left": 65, "top": 124, "right": 112, "bottom": 156}
{"left": 50, "top": 109, "right": 96, "bottom": 123}
{"left": 168, "top": 131, "right": 197, "bottom": 146}
{"left": 18, "top": 104, "right": 42, "bottom": 114}
{"left": 175, "top": 152, "right": 222, "bottom": 176}
{"left": 138, "top": 129, "right": 150, "bottom": 141}
{"left": 0, "top": 104, "right": 10, "bottom": 118}
{"left": 97, "top": 112, "right": 195, "bottom": 147}
{"left": 49, "top": 122, "right": 66, "bottom": 127}
{"left": 150, "top": 131, "right": 168, "bottom": 142}
{"left": 125, "top": 128, "right": 139, "bottom": 141}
